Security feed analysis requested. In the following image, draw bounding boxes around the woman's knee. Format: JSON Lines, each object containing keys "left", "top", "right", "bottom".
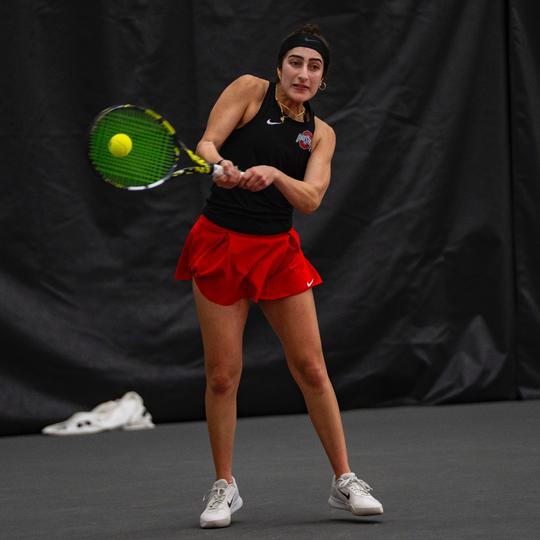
{"left": 289, "top": 356, "right": 329, "bottom": 390}
{"left": 206, "top": 368, "right": 242, "bottom": 395}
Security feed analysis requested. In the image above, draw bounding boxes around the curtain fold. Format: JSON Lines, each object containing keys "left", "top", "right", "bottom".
{"left": 0, "top": 0, "right": 537, "bottom": 436}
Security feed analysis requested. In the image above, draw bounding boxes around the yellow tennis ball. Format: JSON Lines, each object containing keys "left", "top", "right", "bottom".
{"left": 108, "top": 133, "right": 133, "bottom": 157}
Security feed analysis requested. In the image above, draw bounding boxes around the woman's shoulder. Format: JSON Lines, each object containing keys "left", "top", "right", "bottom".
{"left": 228, "top": 74, "right": 269, "bottom": 99}
{"left": 225, "top": 76, "right": 270, "bottom": 128}
{"left": 314, "top": 116, "right": 336, "bottom": 142}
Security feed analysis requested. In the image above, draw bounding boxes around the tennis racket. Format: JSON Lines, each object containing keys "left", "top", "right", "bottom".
{"left": 88, "top": 104, "right": 224, "bottom": 190}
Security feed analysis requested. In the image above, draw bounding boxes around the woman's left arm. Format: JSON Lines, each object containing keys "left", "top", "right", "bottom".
{"left": 239, "top": 117, "right": 336, "bottom": 214}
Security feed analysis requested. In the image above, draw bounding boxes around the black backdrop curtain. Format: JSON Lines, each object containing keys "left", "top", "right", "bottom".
{"left": 1, "top": 0, "right": 539, "bottom": 436}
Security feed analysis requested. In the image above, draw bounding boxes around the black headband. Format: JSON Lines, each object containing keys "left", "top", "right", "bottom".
{"left": 278, "top": 32, "right": 330, "bottom": 75}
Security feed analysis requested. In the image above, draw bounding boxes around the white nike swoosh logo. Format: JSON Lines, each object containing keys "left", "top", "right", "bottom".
{"left": 307, "top": 279, "right": 314, "bottom": 287}
{"left": 266, "top": 119, "right": 282, "bottom": 125}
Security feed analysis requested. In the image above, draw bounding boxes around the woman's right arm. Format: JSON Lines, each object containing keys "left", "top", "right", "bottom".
{"left": 196, "top": 75, "right": 266, "bottom": 187}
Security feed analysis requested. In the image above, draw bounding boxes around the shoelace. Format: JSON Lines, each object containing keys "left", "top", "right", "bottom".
{"left": 203, "top": 487, "right": 228, "bottom": 510}
{"left": 338, "top": 476, "right": 373, "bottom": 496}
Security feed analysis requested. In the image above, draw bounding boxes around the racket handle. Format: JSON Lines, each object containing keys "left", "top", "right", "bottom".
{"left": 211, "top": 164, "right": 244, "bottom": 177}
{"left": 212, "top": 164, "right": 224, "bottom": 177}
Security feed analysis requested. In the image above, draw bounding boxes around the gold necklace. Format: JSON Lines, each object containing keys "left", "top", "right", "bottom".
{"left": 275, "top": 85, "right": 305, "bottom": 122}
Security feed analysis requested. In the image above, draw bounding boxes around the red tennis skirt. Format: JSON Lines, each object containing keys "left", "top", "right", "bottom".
{"left": 175, "top": 215, "right": 322, "bottom": 305}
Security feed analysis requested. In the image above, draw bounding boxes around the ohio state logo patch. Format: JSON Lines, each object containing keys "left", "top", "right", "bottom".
{"left": 296, "top": 130, "right": 313, "bottom": 151}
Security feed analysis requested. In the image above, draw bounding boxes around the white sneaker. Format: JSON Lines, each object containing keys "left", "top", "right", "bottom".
{"left": 329, "top": 472, "right": 384, "bottom": 516}
{"left": 200, "top": 477, "right": 243, "bottom": 528}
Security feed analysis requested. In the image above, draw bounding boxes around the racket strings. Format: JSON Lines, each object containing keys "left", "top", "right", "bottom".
{"left": 92, "top": 114, "right": 174, "bottom": 180}
{"left": 89, "top": 107, "right": 178, "bottom": 188}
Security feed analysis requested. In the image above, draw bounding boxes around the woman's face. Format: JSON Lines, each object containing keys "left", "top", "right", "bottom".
{"left": 277, "top": 46, "right": 324, "bottom": 103}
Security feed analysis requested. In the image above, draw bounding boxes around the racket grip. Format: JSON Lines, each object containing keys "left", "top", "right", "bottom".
{"left": 212, "top": 164, "right": 224, "bottom": 177}
{"left": 211, "top": 163, "right": 244, "bottom": 177}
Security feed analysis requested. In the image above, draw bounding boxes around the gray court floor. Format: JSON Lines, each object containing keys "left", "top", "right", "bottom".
{"left": 1, "top": 400, "right": 539, "bottom": 539}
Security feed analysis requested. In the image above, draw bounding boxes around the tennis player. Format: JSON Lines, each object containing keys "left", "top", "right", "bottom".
{"left": 176, "top": 23, "right": 383, "bottom": 528}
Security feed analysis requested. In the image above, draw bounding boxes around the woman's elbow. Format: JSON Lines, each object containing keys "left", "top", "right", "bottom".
{"left": 297, "top": 198, "right": 321, "bottom": 214}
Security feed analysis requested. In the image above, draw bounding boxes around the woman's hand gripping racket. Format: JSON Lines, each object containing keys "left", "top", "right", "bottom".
{"left": 88, "top": 104, "right": 224, "bottom": 190}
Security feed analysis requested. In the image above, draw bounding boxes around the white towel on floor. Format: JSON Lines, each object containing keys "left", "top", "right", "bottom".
{"left": 42, "top": 391, "right": 155, "bottom": 435}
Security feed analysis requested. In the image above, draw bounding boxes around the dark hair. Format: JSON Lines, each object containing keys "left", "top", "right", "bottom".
{"left": 277, "top": 23, "right": 330, "bottom": 77}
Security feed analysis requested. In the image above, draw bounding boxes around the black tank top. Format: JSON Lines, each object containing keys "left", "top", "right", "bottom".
{"left": 202, "top": 81, "right": 316, "bottom": 234}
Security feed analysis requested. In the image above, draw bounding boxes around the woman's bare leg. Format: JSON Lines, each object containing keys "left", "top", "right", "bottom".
{"left": 259, "top": 290, "right": 351, "bottom": 477}
{"left": 193, "top": 281, "right": 250, "bottom": 482}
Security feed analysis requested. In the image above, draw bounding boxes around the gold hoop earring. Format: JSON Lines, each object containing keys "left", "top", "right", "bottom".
{"left": 319, "top": 81, "right": 327, "bottom": 91}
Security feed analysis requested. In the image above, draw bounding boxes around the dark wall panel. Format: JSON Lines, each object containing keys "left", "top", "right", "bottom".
{"left": 0, "top": 0, "right": 535, "bottom": 436}
{"left": 509, "top": 0, "right": 540, "bottom": 398}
